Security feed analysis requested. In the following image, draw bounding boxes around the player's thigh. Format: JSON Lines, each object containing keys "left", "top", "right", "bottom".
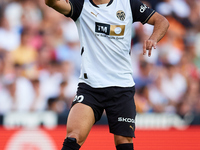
{"left": 66, "top": 103, "right": 95, "bottom": 145}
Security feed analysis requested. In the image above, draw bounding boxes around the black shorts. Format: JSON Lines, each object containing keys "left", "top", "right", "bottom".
{"left": 71, "top": 83, "right": 136, "bottom": 137}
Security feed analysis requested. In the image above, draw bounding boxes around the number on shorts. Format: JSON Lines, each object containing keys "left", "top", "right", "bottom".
{"left": 73, "top": 95, "right": 84, "bottom": 103}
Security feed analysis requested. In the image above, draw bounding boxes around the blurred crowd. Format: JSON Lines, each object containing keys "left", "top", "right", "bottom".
{"left": 0, "top": 0, "right": 200, "bottom": 120}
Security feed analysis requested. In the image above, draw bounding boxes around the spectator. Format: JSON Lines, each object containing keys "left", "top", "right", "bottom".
{"left": 0, "top": 0, "right": 200, "bottom": 118}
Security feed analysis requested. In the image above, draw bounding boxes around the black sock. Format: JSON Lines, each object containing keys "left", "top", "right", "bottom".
{"left": 61, "top": 137, "right": 81, "bottom": 150}
{"left": 116, "top": 143, "right": 134, "bottom": 150}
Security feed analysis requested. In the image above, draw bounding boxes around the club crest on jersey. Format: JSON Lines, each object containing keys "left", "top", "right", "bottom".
{"left": 116, "top": 10, "right": 126, "bottom": 21}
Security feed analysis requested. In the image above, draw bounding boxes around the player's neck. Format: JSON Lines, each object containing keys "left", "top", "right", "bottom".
{"left": 92, "top": 0, "right": 111, "bottom": 5}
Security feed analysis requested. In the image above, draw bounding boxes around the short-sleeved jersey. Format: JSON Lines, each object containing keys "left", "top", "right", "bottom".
{"left": 66, "top": 0, "right": 155, "bottom": 88}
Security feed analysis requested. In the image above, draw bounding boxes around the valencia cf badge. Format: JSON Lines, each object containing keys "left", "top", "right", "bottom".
{"left": 116, "top": 10, "right": 125, "bottom": 21}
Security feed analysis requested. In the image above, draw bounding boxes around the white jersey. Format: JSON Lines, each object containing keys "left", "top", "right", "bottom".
{"left": 66, "top": 0, "right": 155, "bottom": 88}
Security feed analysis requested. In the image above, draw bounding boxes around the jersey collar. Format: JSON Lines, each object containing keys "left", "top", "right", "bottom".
{"left": 89, "top": 0, "right": 113, "bottom": 8}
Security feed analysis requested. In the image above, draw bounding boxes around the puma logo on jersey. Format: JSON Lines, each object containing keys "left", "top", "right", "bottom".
{"left": 91, "top": 12, "right": 99, "bottom": 17}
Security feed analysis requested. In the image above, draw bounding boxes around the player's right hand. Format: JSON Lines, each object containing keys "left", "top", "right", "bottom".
{"left": 143, "top": 39, "right": 157, "bottom": 57}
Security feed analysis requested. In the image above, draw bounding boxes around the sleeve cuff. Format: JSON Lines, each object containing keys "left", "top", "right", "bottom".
{"left": 64, "top": 1, "right": 73, "bottom": 18}
{"left": 142, "top": 10, "right": 156, "bottom": 24}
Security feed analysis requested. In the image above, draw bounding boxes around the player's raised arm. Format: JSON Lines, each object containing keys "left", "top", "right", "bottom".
{"left": 45, "top": 0, "right": 71, "bottom": 15}
{"left": 143, "top": 12, "right": 169, "bottom": 57}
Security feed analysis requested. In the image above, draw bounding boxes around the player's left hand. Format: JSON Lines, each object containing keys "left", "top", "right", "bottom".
{"left": 143, "top": 39, "right": 157, "bottom": 57}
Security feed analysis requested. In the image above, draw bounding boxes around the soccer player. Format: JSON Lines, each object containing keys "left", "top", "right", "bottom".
{"left": 45, "top": 0, "right": 169, "bottom": 149}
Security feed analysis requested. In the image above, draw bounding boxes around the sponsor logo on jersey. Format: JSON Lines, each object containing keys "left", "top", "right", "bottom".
{"left": 140, "top": 4, "right": 148, "bottom": 13}
{"left": 116, "top": 10, "right": 126, "bottom": 21}
{"left": 118, "top": 117, "right": 135, "bottom": 123}
{"left": 73, "top": 95, "right": 84, "bottom": 103}
{"left": 95, "top": 22, "right": 125, "bottom": 36}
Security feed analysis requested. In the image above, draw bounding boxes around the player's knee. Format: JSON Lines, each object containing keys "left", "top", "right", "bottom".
{"left": 115, "top": 136, "right": 134, "bottom": 150}
{"left": 67, "top": 131, "right": 85, "bottom": 145}
{"left": 114, "top": 135, "right": 133, "bottom": 146}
